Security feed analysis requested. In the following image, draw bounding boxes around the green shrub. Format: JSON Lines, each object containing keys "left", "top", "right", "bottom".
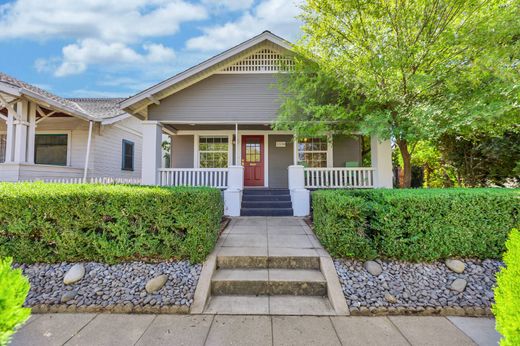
{"left": 0, "top": 183, "right": 223, "bottom": 263}
{"left": 312, "top": 188, "right": 519, "bottom": 261}
{"left": 0, "top": 257, "right": 30, "bottom": 346}
{"left": 312, "top": 190, "right": 376, "bottom": 259}
{"left": 493, "top": 229, "right": 520, "bottom": 346}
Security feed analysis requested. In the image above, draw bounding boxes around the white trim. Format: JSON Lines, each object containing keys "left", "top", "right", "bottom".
{"left": 100, "top": 113, "right": 131, "bottom": 125}
{"left": 121, "top": 31, "right": 291, "bottom": 110}
{"left": 327, "top": 134, "right": 334, "bottom": 168}
{"left": 34, "top": 130, "right": 72, "bottom": 166}
{"left": 264, "top": 133, "right": 269, "bottom": 187}
{"left": 193, "top": 134, "right": 199, "bottom": 168}
{"left": 175, "top": 129, "right": 292, "bottom": 136}
{"left": 227, "top": 134, "right": 233, "bottom": 167}
{"left": 159, "top": 120, "right": 276, "bottom": 125}
{"left": 111, "top": 123, "right": 143, "bottom": 138}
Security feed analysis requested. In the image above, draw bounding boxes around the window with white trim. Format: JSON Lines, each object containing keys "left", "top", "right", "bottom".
{"left": 199, "top": 136, "right": 229, "bottom": 168}
{"left": 35, "top": 134, "right": 68, "bottom": 166}
{"left": 297, "top": 137, "right": 328, "bottom": 168}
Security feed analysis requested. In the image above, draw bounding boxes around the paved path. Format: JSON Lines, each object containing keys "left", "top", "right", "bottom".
{"left": 11, "top": 314, "right": 500, "bottom": 346}
{"left": 195, "top": 216, "right": 348, "bottom": 315}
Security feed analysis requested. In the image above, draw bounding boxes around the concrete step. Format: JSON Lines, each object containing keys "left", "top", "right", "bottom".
{"left": 211, "top": 269, "right": 327, "bottom": 296}
{"left": 204, "top": 295, "right": 335, "bottom": 315}
{"left": 243, "top": 189, "right": 290, "bottom": 196}
{"left": 242, "top": 194, "right": 291, "bottom": 202}
{"left": 241, "top": 200, "right": 293, "bottom": 209}
{"left": 241, "top": 208, "right": 293, "bottom": 216}
{"left": 217, "top": 249, "right": 320, "bottom": 270}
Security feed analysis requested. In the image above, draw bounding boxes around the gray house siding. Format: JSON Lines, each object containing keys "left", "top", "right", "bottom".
{"left": 171, "top": 135, "right": 194, "bottom": 168}
{"left": 148, "top": 74, "right": 281, "bottom": 123}
{"left": 268, "top": 134, "right": 293, "bottom": 188}
{"left": 333, "top": 135, "right": 362, "bottom": 167}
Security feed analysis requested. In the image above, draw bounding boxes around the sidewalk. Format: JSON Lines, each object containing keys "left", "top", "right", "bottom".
{"left": 11, "top": 314, "right": 499, "bottom": 346}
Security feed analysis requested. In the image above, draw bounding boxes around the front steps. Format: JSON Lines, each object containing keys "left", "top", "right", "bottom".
{"left": 191, "top": 217, "right": 349, "bottom": 316}
{"left": 206, "top": 253, "right": 335, "bottom": 315}
{"left": 241, "top": 189, "right": 293, "bottom": 216}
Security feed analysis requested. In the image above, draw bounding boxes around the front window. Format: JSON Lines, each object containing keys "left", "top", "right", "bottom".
{"left": 298, "top": 137, "right": 328, "bottom": 168}
{"left": 122, "top": 139, "right": 134, "bottom": 171}
{"left": 35, "top": 134, "right": 68, "bottom": 166}
{"left": 0, "top": 134, "right": 6, "bottom": 163}
{"left": 199, "top": 136, "right": 229, "bottom": 168}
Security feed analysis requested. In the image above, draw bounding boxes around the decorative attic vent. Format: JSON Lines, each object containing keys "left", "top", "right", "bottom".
{"left": 220, "top": 49, "right": 294, "bottom": 73}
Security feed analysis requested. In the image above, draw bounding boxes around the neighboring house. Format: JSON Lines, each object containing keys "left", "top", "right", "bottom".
{"left": 121, "top": 31, "right": 393, "bottom": 216}
{"left": 0, "top": 73, "right": 142, "bottom": 182}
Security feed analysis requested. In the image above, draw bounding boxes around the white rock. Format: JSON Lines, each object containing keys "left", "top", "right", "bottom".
{"left": 450, "top": 278, "right": 467, "bottom": 292}
{"left": 63, "top": 264, "right": 85, "bottom": 285}
{"left": 145, "top": 274, "right": 168, "bottom": 293}
{"left": 364, "top": 261, "right": 382, "bottom": 276}
{"left": 445, "top": 259, "right": 465, "bottom": 273}
{"left": 384, "top": 293, "right": 397, "bottom": 304}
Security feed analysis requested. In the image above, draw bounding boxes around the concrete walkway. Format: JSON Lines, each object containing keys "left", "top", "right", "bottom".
{"left": 192, "top": 217, "right": 348, "bottom": 315}
{"left": 11, "top": 314, "right": 500, "bottom": 346}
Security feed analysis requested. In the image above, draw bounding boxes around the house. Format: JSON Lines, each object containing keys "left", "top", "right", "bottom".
{"left": 0, "top": 72, "right": 142, "bottom": 182}
{"left": 122, "top": 31, "right": 393, "bottom": 216}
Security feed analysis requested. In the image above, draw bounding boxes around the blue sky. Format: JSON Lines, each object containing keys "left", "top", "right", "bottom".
{"left": 0, "top": 0, "right": 302, "bottom": 98}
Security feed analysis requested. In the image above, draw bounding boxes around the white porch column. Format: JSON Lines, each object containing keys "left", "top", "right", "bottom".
{"left": 224, "top": 165, "right": 244, "bottom": 216}
{"left": 5, "top": 108, "right": 15, "bottom": 162}
{"left": 370, "top": 136, "right": 393, "bottom": 188}
{"left": 13, "top": 100, "right": 29, "bottom": 163}
{"left": 288, "top": 165, "right": 310, "bottom": 216}
{"left": 26, "top": 102, "right": 36, "bottom": 164}
{"left": 141, "top": 121, "right": 163, "bottom": 185}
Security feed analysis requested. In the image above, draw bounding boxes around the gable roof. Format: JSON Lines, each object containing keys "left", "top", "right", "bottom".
{"left": 0, "top": 72, "right": 131, "bottom": 123}
{"left": 120, "top": 31, "right": 293, "bottom": 118}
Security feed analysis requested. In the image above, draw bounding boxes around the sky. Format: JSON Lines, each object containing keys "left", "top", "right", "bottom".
{"left": 0, "top": 0, "right": 302, "bottom": 98}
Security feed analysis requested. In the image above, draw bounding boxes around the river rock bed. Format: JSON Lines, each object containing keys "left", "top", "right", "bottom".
{"left": 15, "top": 261, "right": 201, "bottom": 313}
{"left": 334, "top": 259, "right": 501, "bottom": 314}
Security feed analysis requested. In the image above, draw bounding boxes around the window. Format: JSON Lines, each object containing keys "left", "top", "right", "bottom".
{"left": 0, "top": 134, "right": 6, "bottom": 163}
{"left": 199, "top": 136, "right": 228, "bottom": 168}
{"left": 122, "top": 139, "right": 134, "bottom": 171}
{"left": 298, "top": 137, "right": 328, "bottom": 168}
{"left": 35, "top": 134, "right": 68, "bottom": 166}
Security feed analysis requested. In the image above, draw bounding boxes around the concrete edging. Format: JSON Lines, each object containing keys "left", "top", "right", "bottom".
{"left": 349, "top": 306, "right": 494, "bottom": 317}
{"left": 190, "top": 253, "right": 217, "bottom": 314}
{"left": 319, "top": 256, "right": 350, "bottom": 316}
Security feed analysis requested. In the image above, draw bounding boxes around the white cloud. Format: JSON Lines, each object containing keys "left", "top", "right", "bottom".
{"left": 51, "top": 39, "right": 176, "bottom": 77}
{"left": 186, "top": 0, "right": 302, "bottom": 52}
{"left": 0, "top": 0, "right": 207, "bottom": 43}
{"left": 202, "top": 0, "right": 254, "bottom": 11}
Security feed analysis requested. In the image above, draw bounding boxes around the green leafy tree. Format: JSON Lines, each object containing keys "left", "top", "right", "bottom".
{"left": 278, "top": 0, "right": 519, "bottom": 187}
{"left": 0, "top": 257, "right": 30, "bottom": 346}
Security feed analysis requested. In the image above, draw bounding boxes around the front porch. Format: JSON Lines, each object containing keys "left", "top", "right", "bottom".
{"left": 141, "top": 122, "right": 393, "bottom": 216}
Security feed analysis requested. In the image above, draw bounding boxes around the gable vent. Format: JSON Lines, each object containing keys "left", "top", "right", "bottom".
{"left": 220, "top": 49, "right": 294, "bottom": 73}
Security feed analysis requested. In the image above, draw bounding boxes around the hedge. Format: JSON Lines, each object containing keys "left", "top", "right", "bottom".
{"left": 312, "top": 188, "right": 519, "bottom": 261}
{"left": 0, "top": 183, "right": 223, "bottom": 264}
{"left": 0, "top": 257, "right": 30, "bottom": 346}
{"left": 493, "top": 229, "right": 520, "bottom": 346}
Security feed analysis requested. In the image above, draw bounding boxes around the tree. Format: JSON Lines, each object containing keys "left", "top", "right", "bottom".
{"left": 278, "top": 0, "right": 519, "bottom": 187}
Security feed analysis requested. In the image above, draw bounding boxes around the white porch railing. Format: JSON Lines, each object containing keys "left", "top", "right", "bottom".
{"left": 20, "top": 177, "right": 142, "bottom": 185}
{"left": 304, "top": 167, "right": 374, "bottom": 188}
{"left": 158, "top": 168, "right": 228, "bottom": 188}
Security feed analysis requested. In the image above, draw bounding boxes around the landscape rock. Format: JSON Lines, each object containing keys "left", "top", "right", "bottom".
{"left": 450, "top": 279, "right": 467, "bottom": 293}
{"left": 60, "top": 291, "right": 78, "bottom": 303}
{"left": 63, "top": 264, "right": 85, "bottom": 285}
{"left": 384, "top": 293, "right": 397, "bottom": 304}
{"left": 364, "top": 261, "right": 383, "bottom": 276}
{"left": 335, "top": 259, "right": 500, "bottom": 311}
{"left": 145, "top": 274, "right": 169, "bottom": 293}
{"left": 445, "top": 259, "right": 465, "bottom": 273}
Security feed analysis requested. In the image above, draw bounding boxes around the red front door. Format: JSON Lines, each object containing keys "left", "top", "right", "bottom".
{"left": 242, "top": 135, "right": 264, "bottom": 186}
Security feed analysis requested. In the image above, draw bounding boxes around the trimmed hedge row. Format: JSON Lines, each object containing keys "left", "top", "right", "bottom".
{"left": 493, "top": 229, "right": 520, "bottom": 346}
{"left": 0, "top": 183, "right": 223, "bottom": 264}
{"left": 312, "top": 188, "right": 519, "bottom": 261}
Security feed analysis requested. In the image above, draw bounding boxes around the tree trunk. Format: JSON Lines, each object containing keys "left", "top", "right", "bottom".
{"left": 397, "top": 139, "right": 412, "bottom": 188}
